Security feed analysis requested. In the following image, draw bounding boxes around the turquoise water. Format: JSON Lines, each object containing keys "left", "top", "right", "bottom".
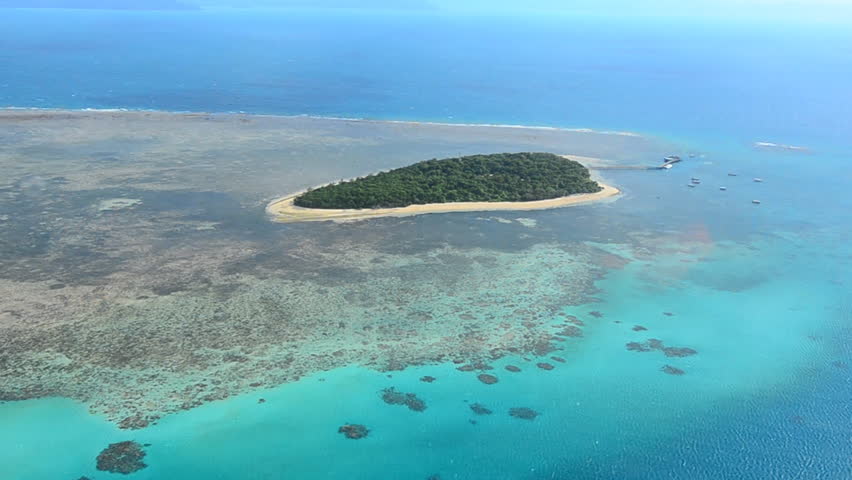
{"left": 3, "top": 230, "right": 850, "bottom": 479}
{"left": 1, "top": 6, "right": 852, "bottom": 480}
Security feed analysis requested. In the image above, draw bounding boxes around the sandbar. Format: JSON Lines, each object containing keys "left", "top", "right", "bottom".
{"left": 267, "top": 164, "right": 619, "bottom": 223}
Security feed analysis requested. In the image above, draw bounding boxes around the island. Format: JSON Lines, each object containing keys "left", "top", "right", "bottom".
{"left": 267, "top": 152, "right": 619, "bottom": 223}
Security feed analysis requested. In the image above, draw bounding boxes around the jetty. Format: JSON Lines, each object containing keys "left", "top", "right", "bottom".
{"left": 589, "top": 154, "right": 684, "bottom": 171}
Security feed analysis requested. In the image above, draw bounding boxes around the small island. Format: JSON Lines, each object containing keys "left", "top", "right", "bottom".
{"left": 268, "top": 152, "right": 619, "bottom": 223}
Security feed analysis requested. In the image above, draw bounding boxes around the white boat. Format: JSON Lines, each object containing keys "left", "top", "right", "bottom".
{"left": 753, "top": 178, "right": 763, "bottom": 183}
{"left": 752, "top": 200, "right": 761, "bottom": 204}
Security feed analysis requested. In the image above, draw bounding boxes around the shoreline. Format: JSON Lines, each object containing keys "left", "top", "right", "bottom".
{"left": 266, "top": 182, "right": 620, "bottom": 223}
{"left": 0, "top": 107, "right": 641, "bottom": 137}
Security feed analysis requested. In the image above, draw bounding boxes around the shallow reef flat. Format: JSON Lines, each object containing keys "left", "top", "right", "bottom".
{"left": 2, "top": 241, "right": 613, "bottom": 426}
{"left": 0, "top": 109, "right": 667, "bottom": 427}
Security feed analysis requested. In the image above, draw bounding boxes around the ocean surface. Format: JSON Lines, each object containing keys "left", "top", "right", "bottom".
{"left": 1, "top": 7, "right": 851, "bottom": 480}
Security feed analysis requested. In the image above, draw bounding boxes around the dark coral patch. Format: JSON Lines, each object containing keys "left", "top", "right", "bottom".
{"left": 536, "top": 362, "right": 554, "bottom": 370}
{"left": 632, "top": 325, "right": 648, "bottom": 332}
{"left": 663, "top": 312, "right": 675, "bottom": 316}
{"left": 509, "top": 407, "right": 539, "bottom": 420}
{"left": 381, "top": 387, "right": 427, "bottom": 412}
{"left": 420, "top": 376, "right": 437, "bottom": 383}
{"left": 457, "top": 361, "right": 493, "bottom": 372}
{"left": 118, "top": 413, "right": 159, "bottom": 430}
{"left": 627, "top": 339, "right": 697, "bottom": 358}
{"left": 551, "top": 356, "right": 566, "bottom": 363}
{"left": 663, "top": 347, "right": 697, "bottom": 358}
{"left": 96, "top": 441, "right": 147, "bottom": 474}
{"left": 555, "top": 325, "right": 583, "bottom": 338}
{"left": 477, "top": 373, "right": 499, "bottom": 385}
{"left": 470, "top": 403, "right": 493, "bottom": 415}
{"left": 626, "top": 341, "right": 652, "bottom": 352}
{"left": 589, "top": 311, "right": 604, "bottom": 318}
{"left": 661, "top": 365, "right": 685, "bottom": 375}
{"left": 505, "top": 365, "right": 521, "bottom": 372}
{"left": 531, "top": 339, "right": 556, "bottom": 356}
{"left": 338, "top": 424, "right": 369, "bottom": 439}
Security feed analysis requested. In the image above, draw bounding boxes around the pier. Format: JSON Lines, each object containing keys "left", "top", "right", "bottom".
{"left": 589, "top": 155, "right": 683, "bottom": 171}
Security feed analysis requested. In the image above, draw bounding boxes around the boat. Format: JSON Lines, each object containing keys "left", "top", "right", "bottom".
{"left": 728, "top": 173, "right": 737, "bottom": 176}
{"left": 719, "top": 187, "right": 727, "bottom": 191}
{"left": 662, "top": 164, "right": 673, "bottom": 169}
{"left": 752, "top": 200, "right": 761, "bottom": 204}
{"left": 753, "top": 178, "right": 763, "bottom": 183}
{"left": 687, "top": 184, "right": 696, "bottom": 188}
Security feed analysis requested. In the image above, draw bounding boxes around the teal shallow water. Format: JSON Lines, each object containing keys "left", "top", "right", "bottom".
{"left": 3, "top": 225, "right": 847, "bottom": 479}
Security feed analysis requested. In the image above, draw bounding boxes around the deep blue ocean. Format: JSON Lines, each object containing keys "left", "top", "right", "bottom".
{"left": 1, "top": 7, "right": 851, "bottom": 480}
{"left": 2, "top": 8, "right": 852, "bottom": 151}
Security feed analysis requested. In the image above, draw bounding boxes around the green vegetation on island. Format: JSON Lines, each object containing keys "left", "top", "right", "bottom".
{"left": 293, "top": 152, "right": 602, "bottom": 209}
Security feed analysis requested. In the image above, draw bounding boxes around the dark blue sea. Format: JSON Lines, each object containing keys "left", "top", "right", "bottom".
{"left": 0, "top": 7, "right": 851, "bottom": 480}
{"left": 2, "top": 8, "right": 852, "bottom": 150}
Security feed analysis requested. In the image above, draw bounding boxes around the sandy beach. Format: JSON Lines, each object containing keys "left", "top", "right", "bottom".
{"left": 267, "top": 179, "right": 620, "bottom": 223}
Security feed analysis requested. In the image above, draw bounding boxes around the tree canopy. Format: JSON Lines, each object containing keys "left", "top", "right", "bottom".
{"left": 294, "top": 152, "right": 602, "bottom": 209}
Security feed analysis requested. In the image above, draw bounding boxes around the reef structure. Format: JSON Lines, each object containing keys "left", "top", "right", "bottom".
{"left": 95, "top": 441, "right": 147, "bottom": 474}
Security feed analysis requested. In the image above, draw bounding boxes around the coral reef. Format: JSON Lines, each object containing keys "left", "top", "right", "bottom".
{"left": 536, "top": 362, "right": 554, "bottom": 370}
{"left": 118, "top": 413, "right": 159, "bottom": 430}
{"left": 509, "top": 407, "right": 539, "bottom": 420}
{"left": 477, "top": 374, "right": 499, "bottom": 384}
{"left": 661, "top": 365, "right": 685, "bottom": 375}
{"left": 95, "top": 441, "right": 147, "bottom": 474}
{"left": 470, "top": 403, "right": 493, "bottom": 415}
{"left": 420, "top": 376, "right": 437, "bottom": 383}
{"left": 504, "top": 365, "right": 521, "bottom": 372}
{"left": 555, "top": 325, "right": 584, "bottom": 338}
{"left": 381, "top": 388, "right": 427, "bottom": 412}
{"left": 338, "top": 424, "right": 369, "bottom": 439}
{"left": 626, "top": 339, "right": 697, "bottom": 357}
{"left": 457, "top": 362, "right": 493, "bottom": 372}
